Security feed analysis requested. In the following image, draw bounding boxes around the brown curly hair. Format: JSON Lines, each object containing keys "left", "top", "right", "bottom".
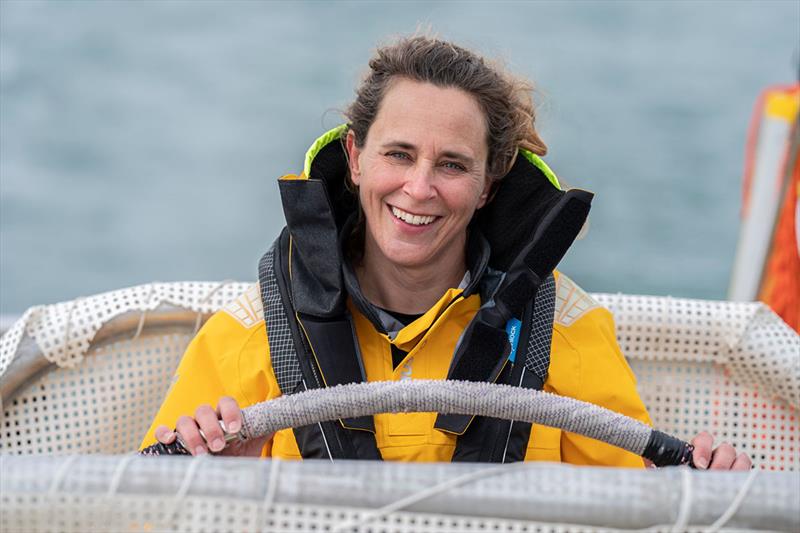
{"left": 344, "top": 35, "right": 547, "bottom": 182}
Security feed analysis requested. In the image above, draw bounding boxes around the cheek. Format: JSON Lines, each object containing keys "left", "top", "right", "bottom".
{"left": 448, "top": 182, "right": 490, "bottom": 216}
{"left": 362, "top": 167, "right": 404, "bottom": 198}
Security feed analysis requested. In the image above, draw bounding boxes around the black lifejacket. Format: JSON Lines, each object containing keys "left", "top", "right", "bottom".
{"left": 257, "top": 128, "right": 593, "bottom": 462}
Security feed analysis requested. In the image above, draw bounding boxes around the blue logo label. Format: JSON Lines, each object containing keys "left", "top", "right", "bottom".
{"left": 505, "top": 318, "right": 522, "bottom": 363}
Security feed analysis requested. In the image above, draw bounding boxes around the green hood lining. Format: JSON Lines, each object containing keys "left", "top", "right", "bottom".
{"left": 303, "top": 124, "right": 561, "bottom": 190}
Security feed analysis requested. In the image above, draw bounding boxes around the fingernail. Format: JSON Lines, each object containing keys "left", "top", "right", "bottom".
{"left": 228, "top": 421, "right": 241, "bottom": 434}
{"left": 211, "top": 438, "right": 225, "bottom": 452}
{"left": 164, "top": 431, "right": 175, "bottom": 442}
{"left": 194, "top": 446, "right": 207, "bottom": 456}
{"left": 695, "top": 457, "right": 708, "bottom": 469}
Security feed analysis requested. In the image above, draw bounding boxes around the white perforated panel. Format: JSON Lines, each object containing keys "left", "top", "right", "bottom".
{"left": 631, "top": 359, "right": 798, "bottom": 471}
{"left": 595, "top": 293, "right": 799, "bottom": 471}
{"left": 1, "top": 331, "right": 189, "bottom": 454}
{"left": 0, "top": 281, "right": 250, "bottom": 375}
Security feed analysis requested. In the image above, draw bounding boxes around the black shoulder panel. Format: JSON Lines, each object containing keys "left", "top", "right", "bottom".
{"left": 476, "top": 155, "right": 564, "bottom": 272}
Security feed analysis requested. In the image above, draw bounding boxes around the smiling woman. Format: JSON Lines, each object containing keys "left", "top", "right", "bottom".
{"left": 140, "top": 35, "right": 750, "bottom": 471}
{"left": 346, "top": 80, "right": 491, "bottom": 313}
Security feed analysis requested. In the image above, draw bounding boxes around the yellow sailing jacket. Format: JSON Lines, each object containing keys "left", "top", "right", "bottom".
{"left": 141, "top": 271, "right": 651, "bottom": 467}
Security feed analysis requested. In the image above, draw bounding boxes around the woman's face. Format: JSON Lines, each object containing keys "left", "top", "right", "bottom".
{"left": 346, "top": 79, "right": 491, "bottom": 271}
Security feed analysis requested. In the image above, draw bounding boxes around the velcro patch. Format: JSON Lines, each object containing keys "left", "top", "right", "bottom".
{"left": 222, "top": 283, "right": 264, "bottom": 328}
{"left": 554, "top": 274, "right": 601, "bottom": 326}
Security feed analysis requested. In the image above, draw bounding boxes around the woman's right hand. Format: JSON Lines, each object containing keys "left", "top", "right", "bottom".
{"left": 153, "top": 396, "right": 270, "bottom": 457}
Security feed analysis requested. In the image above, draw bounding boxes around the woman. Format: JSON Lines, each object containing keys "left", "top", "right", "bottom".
{"left": 141, "top": 36, "right": 749, "bottom": 469}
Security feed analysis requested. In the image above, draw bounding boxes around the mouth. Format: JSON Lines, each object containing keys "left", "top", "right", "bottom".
{"left": 390, "top": 205, "right": 439, "bottom": 226}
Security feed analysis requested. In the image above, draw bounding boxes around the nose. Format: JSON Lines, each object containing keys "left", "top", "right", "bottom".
{"left": 402, "top": 161, "right": 436, "bottom": 201}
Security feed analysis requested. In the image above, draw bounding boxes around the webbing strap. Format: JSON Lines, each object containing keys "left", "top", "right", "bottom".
{"left": 258, "top": 243, "right": 303, "bottom": 394}
{"left": 525, "top": 274, "right": 556, "bottom": 380}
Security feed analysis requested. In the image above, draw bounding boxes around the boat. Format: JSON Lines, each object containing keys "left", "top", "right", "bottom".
{"left": 1, "top": 281, "right": 797, "bottom": 532}
{"left": 729, "top": 83, "right": 800, "bottom": 331}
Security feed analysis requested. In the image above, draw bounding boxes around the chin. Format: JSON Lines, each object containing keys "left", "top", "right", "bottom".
{"left": 381, "top": 244, "right": 433, "bottom": 269}
{"left": 384, "top": 253, "right": 430, "bottom": 269}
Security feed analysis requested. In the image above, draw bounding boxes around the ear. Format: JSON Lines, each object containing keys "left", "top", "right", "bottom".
{"left": 345, "top": 130, "right": 362, "bottom": 186}
{"left": 476, "top": 176, "right": 493, "bottom": 209}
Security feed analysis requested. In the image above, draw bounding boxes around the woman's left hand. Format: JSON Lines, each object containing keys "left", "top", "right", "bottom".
{"left": 691, "top": 431, "right": 752, "bottom": 470}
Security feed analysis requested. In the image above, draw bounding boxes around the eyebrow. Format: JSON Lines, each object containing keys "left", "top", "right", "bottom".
{"left": 380, "top": 140, "right": 476, "bottom": 166}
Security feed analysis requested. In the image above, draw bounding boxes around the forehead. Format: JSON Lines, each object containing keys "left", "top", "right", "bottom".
{"left": 368, "top": 79, "right": 488, "bottom": 158}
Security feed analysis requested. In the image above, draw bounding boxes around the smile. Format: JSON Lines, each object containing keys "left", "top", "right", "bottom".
{"left": 390, "top": 206, "right": 438, "bottom": 226}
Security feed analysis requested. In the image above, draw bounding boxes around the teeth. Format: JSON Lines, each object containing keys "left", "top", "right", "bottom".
{"left": 391, "top": 206, "right": 436, "bottom": 226}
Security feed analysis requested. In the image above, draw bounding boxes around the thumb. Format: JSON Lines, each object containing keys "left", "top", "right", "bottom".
{"left": 691, "top": 431, "right": 714, "bottom": 469}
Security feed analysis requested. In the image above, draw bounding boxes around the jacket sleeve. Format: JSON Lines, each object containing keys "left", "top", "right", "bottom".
{"left": 138, "top": 309, "right": 277, "bottom": 453}
{"left": 548, "top": 304, "right": 652, "bottom": 468}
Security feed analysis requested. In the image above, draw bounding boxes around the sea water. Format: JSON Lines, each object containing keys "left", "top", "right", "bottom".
{"left": 1, "top": 0, "right": 798, "bottom": 315}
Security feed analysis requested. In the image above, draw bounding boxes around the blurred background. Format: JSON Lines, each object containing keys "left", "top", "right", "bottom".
{"left": 1, "top": 0, "right": 798, "bottom": 316}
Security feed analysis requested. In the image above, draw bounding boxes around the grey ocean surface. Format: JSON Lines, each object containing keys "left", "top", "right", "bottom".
{"left": 1, "top": 1, "right": 798, "bottom": 315}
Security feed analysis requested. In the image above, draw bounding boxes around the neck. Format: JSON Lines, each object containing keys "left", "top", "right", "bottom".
{"left": 355, "top": 240, "right": 467, "bottom": 315}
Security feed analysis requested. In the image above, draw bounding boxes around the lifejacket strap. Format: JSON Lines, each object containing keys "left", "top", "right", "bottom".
{"left": 258, "top": 239, "right": 303, "bottom": 395}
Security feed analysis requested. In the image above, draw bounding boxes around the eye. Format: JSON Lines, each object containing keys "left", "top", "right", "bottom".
{"left": 386, "top": 151, "right": 410, "bottom": 161}
{"left": 441, "top": 161, "right": 467, "bottom": 172}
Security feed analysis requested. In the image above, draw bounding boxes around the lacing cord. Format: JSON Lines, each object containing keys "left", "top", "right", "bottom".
{"left": 332, "top": 463, "right": 519, "bottom": 532}
{"left": 657, "top": 295, "right": 673, "bottom": 359}
{"left": 131, "top": 281, "right": 235, "bottom": 342}
{"left": 60, "top": 297, "right": 83, "bottom": 366}
{"left": 165, "top": 455, "right": 207, "bottom": 532}
{"left": 704, "top": 468, "right": 760, "bottom": 532}
{"left": 643, "top": 467, "right": 761, "bottom": 532}
{"left": 47, "top": 455, "right": 79, "bottom": 496}
{"left": 670, "top": 466, "right": 693, "bottom": 533}
{"left": 132, "top": 284, "right": 158, "bottom": 342}
{"left": 106, "top": 453, "right": 137, "bottom": 497}
{"left": 103, "top": 453, "right": 138, "bottom": 528}
{"left": 257, "top": 457, "right": 283, "bottom": 529}
{"left": 37, "top": 455, "right": 764, "bottom": 531}
{"left": 44, "top": 454, "right": 79, "bottom": 526}
{"left": 192, "top": 279, "right": 235, "bottom": 336}
{"left": 331, "top": 464, "right": 760, "bottom": 533}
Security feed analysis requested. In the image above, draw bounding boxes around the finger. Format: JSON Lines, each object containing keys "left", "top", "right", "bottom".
{"left": 217, "top": 396, "right": 243, "bottom": 434}
{"left": 176, "top": 415, "right": 207, "bottom": 456}
{"left": 154, "top": 425, "right": 176, "bottom": 444}
{"left": 709, "top": 442, "right": 737, "bottom": 470}
{"left": 691, "top": 431, "right": 714, "bottom": 469}
{"left": 195, "top": 404, "right": 226, "bottom": 453}
{"left": 731, "top": 452, "right": 753, "bottom": 471}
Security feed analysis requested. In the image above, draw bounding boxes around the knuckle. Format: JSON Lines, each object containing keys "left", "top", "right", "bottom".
{"left": 195, "top": 404, "right": 213, "bottom": 419}
{"left": 181, "top": 429, "right": 205, "bottom": 451}
{"left": 202, "top": 420, "right": 223, "bottom": 438}
{"left": 692, "top": 431, "right": 713, "bottom": 445}
{"left": 175, "top": 416, "right": 196, "bottom": 430}
{"left": 219, "top": 397, "right": 239, "bottom": 414}
{"left": 719, "top": 442, "right": 735, "bottom": 454}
